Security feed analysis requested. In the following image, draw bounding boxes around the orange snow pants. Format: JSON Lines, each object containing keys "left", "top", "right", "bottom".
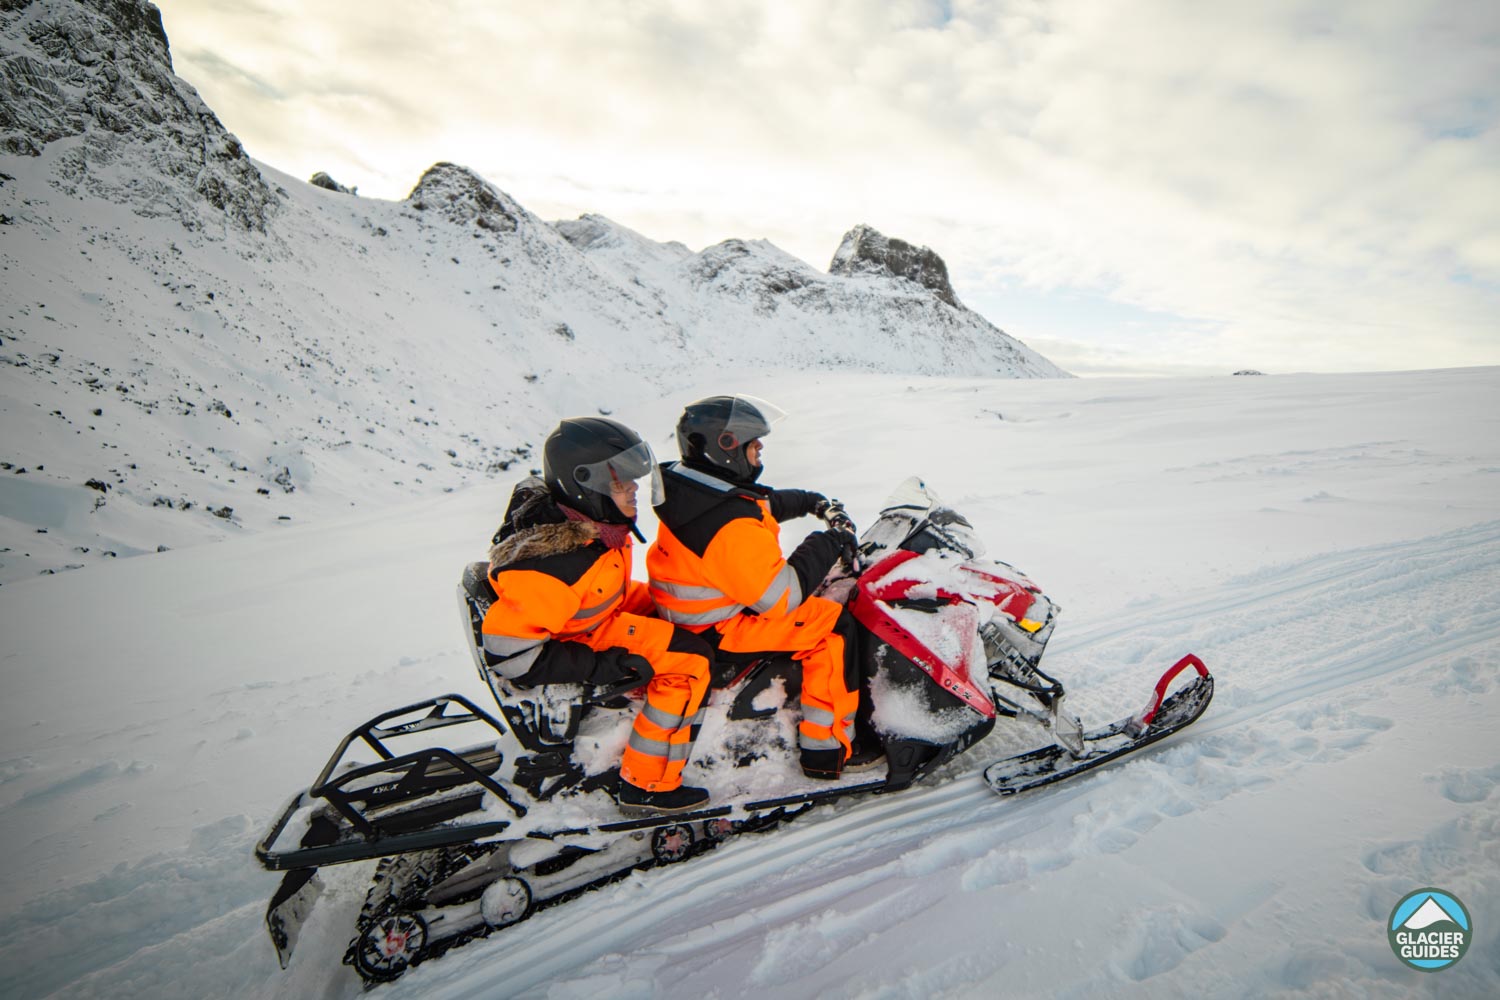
{"left": 578, "top": 582, "right": 711, "bottom": 792}
{"left": 710, "top": 595, "right": 858, "bottom": 762}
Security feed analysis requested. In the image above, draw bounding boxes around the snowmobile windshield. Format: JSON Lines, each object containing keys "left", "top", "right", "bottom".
{"left": 720, "top": 394, "right": 787, "bottom": 450}
{"left": 881, "top": 476, "right": 943, "bottom": 514}
{"left": 573, "top": 440, "right": 665, "bottom": 506}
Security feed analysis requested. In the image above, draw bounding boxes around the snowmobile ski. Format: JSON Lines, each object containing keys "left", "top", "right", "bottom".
{"left": 983, "top": 654, "right": 1214, "bottom": 796}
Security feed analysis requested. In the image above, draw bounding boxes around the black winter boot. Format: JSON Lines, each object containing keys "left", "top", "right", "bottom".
{"left": 843, "top": 740, "right": 886, "bottom": 772}
{"left": 617, "top": 782, "right": 711, "bottom": 815}
{"left": 800, "top": 748, "right": 844, "bottom": 780}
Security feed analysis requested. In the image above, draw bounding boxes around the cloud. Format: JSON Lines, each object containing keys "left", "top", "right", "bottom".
{"left": 155, "top": 0, "right": 1500, "bottom": 374}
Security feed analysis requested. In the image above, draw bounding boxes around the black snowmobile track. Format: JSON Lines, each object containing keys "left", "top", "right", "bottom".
{"left": 257, "top": 774, "right": 891, "bottom": 872}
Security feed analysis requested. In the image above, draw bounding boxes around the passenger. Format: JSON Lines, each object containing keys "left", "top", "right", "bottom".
{"left": 482, "top": 417, "right": 713, "bottom": 813}
{"left": 647, "top": 395, "right": 881, "bottom": 779}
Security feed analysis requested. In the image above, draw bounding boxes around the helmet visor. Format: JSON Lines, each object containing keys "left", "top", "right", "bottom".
{"left": 719, "top": 394, "right": 787, "bottom": 452}
{"left": 573, "top": 439, "right": 664, "bottom": 507}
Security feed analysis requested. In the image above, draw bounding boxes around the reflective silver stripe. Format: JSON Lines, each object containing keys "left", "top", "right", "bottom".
{"left": 627, "top": 731, "right": 694, "bottom": 761}
{"left": 652, "top": 579, "right": 727, "bottom": 602}
{"left": 575, "top": 581, "right": 626, "bottom": 619}
{"left": 650, "top": 579, "right": 741, "bottom": 625}
{"left": 657, "top": 603, "right": 744, "bottom": 626}
{"left": 671, "top": 464, "right": 737, "bottom": 492}
{"left": 482, "top": 634, "right": 542, "bottom": 657}
{"left": 687, "top": 707, "right": 707, "bottom": 726}
{"left": 491, "top": 643, "right": 543, "bottom": 680}
{"left": 749, "top": 563, "right": 801, "bottom": 614}
{"left": 799, "top": 733, "right": 842, "bottom": 750}
{"left": 640, "top": 701, "right": 687, "bottom": 731}
{"left": 801, "top": 704, "right": 836, "bottom": 726}
{"left": 553, "top": 582, "right": 628, "bottom": 638}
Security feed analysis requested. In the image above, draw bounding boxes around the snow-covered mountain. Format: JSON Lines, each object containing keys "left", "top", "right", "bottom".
{"left": 0, "top": 0, "right": 1066, "bottom": 586}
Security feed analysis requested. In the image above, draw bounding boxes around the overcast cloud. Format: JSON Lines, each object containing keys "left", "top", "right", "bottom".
{"left": 156, "top": 0, "right": 1500, "bottom": 375}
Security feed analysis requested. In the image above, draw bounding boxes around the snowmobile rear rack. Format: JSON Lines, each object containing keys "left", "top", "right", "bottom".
{"left": 256, "top": 695, "right": 526, "bottom": 872}
{"left": 309, "top": 695, "right": 526, "bottom": 832}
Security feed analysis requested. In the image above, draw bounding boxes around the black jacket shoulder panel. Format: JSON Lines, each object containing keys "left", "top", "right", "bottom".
{"left": 655, "top": 463, "right": 767, "bottom": 558}
{"left": 499, "top": 544, "right": 604, "bottom": 587}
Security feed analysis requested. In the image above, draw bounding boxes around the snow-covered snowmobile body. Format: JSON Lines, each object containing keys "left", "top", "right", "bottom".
{"left": 254, "top": 478, "right": 1211, "bottom": 984}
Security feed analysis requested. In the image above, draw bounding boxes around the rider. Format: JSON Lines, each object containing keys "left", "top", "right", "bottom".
{"left": 647, "top": 395, "right": 881, "bottom": 779}
{"left": 482, "top": 417, "right": 713, "bottom": 813}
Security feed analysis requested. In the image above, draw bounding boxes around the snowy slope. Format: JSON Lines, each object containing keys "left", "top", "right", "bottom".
{"left": 1, "top": 0, "right": 1064, "bottom": 587}
{"left": 3, "top": 367, "right": 1498, "bottom": 1000}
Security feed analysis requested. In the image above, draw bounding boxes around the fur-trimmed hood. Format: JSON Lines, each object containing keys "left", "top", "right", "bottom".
{"left": 489, "top": 518, "right": 598, "bottom": 572}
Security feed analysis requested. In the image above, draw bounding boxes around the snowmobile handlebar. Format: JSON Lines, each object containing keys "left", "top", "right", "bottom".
{"left": 816, "top": 498, "right": 857, "bottom": 534}
{"left": 816, "top": 499, "right": 862, "bottom": 572}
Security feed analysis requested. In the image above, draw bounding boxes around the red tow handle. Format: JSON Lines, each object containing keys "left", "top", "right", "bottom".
{"left": 1137, "top": 654, "right": 1210, "bottom": 727}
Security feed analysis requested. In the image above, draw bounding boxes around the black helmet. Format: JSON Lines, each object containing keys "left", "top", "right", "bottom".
{"left": 676, "top": 394, "right": 786, "bottom": 483}
{"left": 542, "top": 417, "right": 662, "bottom": 524}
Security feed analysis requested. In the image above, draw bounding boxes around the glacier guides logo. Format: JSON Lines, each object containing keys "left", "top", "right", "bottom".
{"left": 1388, "top": 888, "right": 1471, "bottom": 971}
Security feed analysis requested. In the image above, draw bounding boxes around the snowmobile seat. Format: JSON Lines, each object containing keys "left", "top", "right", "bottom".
{"left": 457, "top": 562, "right": 618, "bottom": 800}
{"left": 460, "top": 560, "right": 505, "bottom": 671}
{"left": 458, "top": 560, "right": 590, "bottom": 732}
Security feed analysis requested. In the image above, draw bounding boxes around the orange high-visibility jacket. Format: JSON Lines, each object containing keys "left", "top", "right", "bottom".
{"left": 482, "top": 485, "right": 635, "bottom": 686}
{"left": 647, "top": 463, "right": 838, "bottom": 627}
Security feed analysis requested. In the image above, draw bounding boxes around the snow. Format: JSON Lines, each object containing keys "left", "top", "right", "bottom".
{"left": 867, "top": 665, "right": 981, "bottom": 745}
{"left": 3, "top": 5, "right": 1498, "bottom": 994}
{"left": 3, "top": 366, "right": 1499, "bottom": 1000}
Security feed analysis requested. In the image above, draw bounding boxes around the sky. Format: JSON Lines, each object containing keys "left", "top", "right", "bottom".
{"left": 152, "top": 0, "right": 1500, "bottom": 377}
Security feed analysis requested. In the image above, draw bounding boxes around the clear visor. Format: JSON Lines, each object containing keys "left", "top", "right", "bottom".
{"left": 719, "top": 394, "right": 787, "bottom": 451}
{"left": 573, "top": 440, "right": 665, "bottom": 506}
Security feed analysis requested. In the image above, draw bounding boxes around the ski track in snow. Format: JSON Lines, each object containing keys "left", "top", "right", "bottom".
{"left": 12, "top": 518, "right": 1492, "bottom": 999}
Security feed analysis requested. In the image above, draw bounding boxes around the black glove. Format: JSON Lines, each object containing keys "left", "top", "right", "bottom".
{"left": 788, "top": 528, "right": 859, "bottom": 596}
{"left": 590, "top": 647, "right": 654, "bottom": 687}
{"left": 787, "top": 530, "right": 841, "bottom": 596}
{"left": 770, "top": 489, "right": 827, "bottom": 522}
{"left": 819, "top": 500, "right": 856, "bottom": 535}
{"left": 826, "top": 526, "right": 860, "bottom": 569}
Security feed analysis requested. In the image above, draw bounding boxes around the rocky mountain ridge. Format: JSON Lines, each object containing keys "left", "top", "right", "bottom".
{"left": 830, "top": 224, "right": 961, "bottom": 309}
{"left": 0, "top": 0, "right": 273, "bottom": 230}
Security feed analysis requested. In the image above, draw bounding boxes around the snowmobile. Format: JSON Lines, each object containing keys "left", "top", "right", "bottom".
{"left": 254, "top": 478, "right": 1214, "bottom": 985}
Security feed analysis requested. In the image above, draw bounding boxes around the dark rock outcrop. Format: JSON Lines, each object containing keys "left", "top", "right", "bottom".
{"left": 829, "top": 224, "right": 961, "bottom": 308}
{"left": 0, "top": 0, "right": 274, "bottom": 230}
{"left": 406, "top": 162, "right": 521, "bottom": 233}
{"left": 309, "top": 171, "right": 354, "bottom": 195}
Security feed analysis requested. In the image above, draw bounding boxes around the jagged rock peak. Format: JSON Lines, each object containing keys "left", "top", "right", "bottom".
{"left": 309, "top": 171, "right": 354, "bottom": 195}
{"left": 406, "top": 162, "right": 522, "bottom": 233}
{"left": 829, "top": 224, "right": 960, "bottom": 308}
{"left": 553, "top": 213, "right": 630, "bottom": 251}
{"left": 0, "top": 0, "right": 273, "bottom": 230}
